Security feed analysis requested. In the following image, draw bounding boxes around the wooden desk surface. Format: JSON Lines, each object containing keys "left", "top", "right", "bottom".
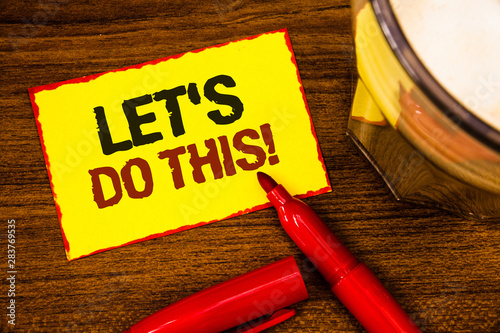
{"left": 1, "top": 0, "right": 499, "bottom": 332}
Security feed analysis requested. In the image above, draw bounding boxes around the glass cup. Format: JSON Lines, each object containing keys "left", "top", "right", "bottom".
{"left": 348, "top": 0, "right": 500, "bottom": 218}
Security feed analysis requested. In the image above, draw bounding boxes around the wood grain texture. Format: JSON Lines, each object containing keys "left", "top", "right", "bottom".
{"left": 0, "top": 0, "right": 499, "bottom": 332}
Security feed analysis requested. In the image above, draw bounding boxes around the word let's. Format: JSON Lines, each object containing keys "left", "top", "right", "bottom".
{"left": 94, "top": 74, "right": 243, "bottom": 155}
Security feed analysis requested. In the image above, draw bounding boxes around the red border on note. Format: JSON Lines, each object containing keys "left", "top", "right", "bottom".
{"left": 28, "top": 28, "right": 331, "bottom": 260}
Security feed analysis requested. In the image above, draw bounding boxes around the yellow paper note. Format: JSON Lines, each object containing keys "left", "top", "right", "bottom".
{"left": 29, "top": 29, "right": 331, "bottom": 260}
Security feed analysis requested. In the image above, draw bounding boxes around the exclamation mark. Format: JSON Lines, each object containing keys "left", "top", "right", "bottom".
{"left": 260, "top": 123, "right": 280, "bottom": 165}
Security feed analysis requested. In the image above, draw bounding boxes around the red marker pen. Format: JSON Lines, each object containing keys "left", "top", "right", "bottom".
{"left": 257, "top": 172, "right": 421, "bottom": 333}
{"left": 123, "top": 256, "right": 308, "bottom": 333}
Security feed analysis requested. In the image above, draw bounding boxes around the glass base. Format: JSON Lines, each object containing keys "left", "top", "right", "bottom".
{"left": 348, "top": 81, "right": 500, "bottom": 219}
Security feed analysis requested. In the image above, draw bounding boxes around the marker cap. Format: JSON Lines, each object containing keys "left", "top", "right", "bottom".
{"left": 124, "top": 256, "right": 308, "bottom": 333}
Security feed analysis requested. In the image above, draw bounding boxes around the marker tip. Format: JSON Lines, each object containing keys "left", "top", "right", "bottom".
{"left": 257, "top": 172, "right": 278, "bottom": 193}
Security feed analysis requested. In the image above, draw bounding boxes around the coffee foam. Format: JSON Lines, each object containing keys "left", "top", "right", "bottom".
{"left": 390, "top": 0, "right": 500, "bottom": 131}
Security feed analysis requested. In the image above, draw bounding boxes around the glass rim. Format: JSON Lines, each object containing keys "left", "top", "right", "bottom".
{"left": 370, "top": 0, "right": 500, "bottom": 152}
